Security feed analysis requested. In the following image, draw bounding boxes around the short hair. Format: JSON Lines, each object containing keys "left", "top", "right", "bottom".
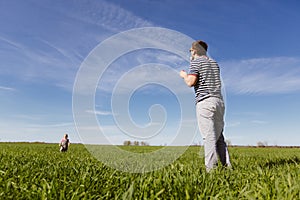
{"left": 191, "top": 40, "right": 208, "bottom": 55}
{"left": 198, "top": 40, "right": 208, "bottom": 51}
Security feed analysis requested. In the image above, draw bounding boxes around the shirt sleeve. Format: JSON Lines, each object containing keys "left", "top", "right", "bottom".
{"left": 188, "top": 60, "right": 199, "bottom": 76}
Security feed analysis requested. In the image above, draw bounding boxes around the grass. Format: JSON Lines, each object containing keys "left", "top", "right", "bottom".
{"left": 0, "top": 143, "right": 299, "bottom": 199}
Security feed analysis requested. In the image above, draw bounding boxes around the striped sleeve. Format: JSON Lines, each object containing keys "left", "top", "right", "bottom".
{"left": 188, "top": 60, "right": 200, "bottom": 75}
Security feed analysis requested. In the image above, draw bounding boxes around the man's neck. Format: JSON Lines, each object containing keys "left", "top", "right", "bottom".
{"left": 194, "top": 54, "right": 208, "bottom": 59}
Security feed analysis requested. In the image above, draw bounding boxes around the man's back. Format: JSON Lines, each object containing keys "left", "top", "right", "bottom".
{"left": 189, "top": 56, "right": 222, "bottom": 103}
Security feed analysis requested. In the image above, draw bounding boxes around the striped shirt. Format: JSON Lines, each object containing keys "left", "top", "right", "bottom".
{"left": 188, "top": 56, "right": 223, "bottom": 103}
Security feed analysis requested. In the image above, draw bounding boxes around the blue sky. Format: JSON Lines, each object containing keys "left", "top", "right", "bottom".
{"left": 1, "top": 0, "right": 300, "bottom": 146}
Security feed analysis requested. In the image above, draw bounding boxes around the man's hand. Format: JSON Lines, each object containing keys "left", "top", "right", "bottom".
{"left": 180, "top": 70, "right": 187, "bottom": 79}
{"left": 180, "top": 70, "right": 197, "bottom": 87}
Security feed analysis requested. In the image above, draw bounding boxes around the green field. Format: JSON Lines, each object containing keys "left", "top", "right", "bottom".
{"left": 1, "top": 143, "right": 299, "bottom": 199}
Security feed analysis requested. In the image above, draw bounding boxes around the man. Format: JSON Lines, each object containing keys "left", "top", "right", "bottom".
{"left": 180, "top": 40, "right": 231, "bottom": 172}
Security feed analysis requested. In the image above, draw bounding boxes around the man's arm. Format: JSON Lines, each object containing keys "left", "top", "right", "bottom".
{"left": 180, "top": 70, "right": 197, "bottom": 87}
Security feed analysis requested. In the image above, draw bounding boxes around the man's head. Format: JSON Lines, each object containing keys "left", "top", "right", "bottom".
{"left": 190, "top": 40, "right": 208, "bottom": 56}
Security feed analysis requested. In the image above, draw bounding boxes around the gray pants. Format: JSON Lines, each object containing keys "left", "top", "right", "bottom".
{"left": 196, "top": 97, "right": 231, "bottom": 172}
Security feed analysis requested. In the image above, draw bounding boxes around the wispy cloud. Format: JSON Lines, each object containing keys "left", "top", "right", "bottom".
{"left": 225, "top": 121, "right": 241, "bottom": 128}
{"left": 108, "top": 64, "right": 186, "bottom": 94}
{"left": 0, "top": 35, "right": 22, "bottom": 49}
{"left": 251, "top": 120, "right": 268, "bottom": 125}
{"left": 0, "top": 0, "right": 156, "bottom": 92}
{"left": 221, "top": 57, "right": 300, "bottom": 95}
{"left": 48, "top": 0, "right": 154, "bottom": 32}
{"left": 13, "top": 114, "right": 41, "bottom": 121}
{"left": 86, "top": 109, "right": 113, "bottom": 116}
{"left": 94, "top": 49, "right": 190, "bottom": 97}
{"left": 27, "top": 122, "right": 74, "bottom": 128}
{"left": 231, "top": 111, "right": 265, "bottom": 117}
{"left": 0, "top": 86, "right": 16, "bottom": 91}
{"left": 0, "top": 33, "right": 78, "bottom": 87}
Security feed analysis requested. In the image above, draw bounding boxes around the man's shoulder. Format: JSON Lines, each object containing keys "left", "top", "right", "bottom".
{"left": 193, "top": 57, "right": 211, "bottom": 63}
{"left": 191, "top": 58, "right": 203, "bottom": 66}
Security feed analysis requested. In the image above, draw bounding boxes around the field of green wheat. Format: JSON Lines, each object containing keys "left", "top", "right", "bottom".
{"left": 0, "top": 143, "right": 299, "bottom": 199}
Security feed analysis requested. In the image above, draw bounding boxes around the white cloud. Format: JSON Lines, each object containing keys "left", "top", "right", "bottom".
{"left": 0, "top": 120, "right": 79, "bottom": 143}
{"left": 73, "top": 27, "right": 193, "bottom": 96}
{"left": 0, "top": 35, "right": 22, "bottom": 49}
{"left": 13, "top": 114, "right": 42, "bottom": 121}
{"left": 27, "top": 122, "right": 74, "bottom": 128}
{"left": 221, "top": 57, "right": 300, "bottom": 94}
{"left": 86, "top": 109, "right": 113, "bottom": 116}
{"left": 0, "top": 86, "right": 16, "bottom": 91}
{"left": 45, "top": 0, "right": 154, "bottom": 33}
{"left": 225, "top": 121, "right": 241, "bottom": 128}
{"left": 0, "top": 0, "right": 156, "bottom": 92}
{"left": 95, "top": 51, "right": 191, "bottom": 96}
{"left": 251, "top": 120, "right": 268, "bottom": 125}
{"left": 0, "top": 33, "right": 78, "bottom": 88}
{"left": 111, "top": 64, "right": 186, "bottom": 94}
